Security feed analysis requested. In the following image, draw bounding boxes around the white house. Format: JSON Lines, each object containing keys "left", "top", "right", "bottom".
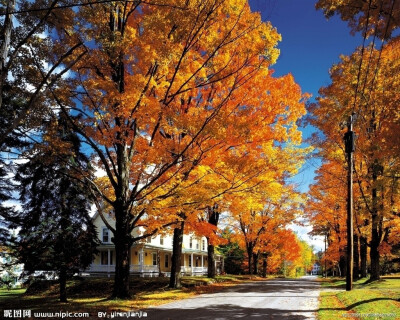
{"left": 0, "top": 247, "right": 24, "bottom": 287}
{"left": 311, "top": 263, "right": 320, "bottom": 275}
{"left": 85, "top": 212, "right": 223, "bottom": 277}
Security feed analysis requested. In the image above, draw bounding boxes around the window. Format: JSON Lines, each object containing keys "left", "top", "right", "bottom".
{"left": 138, "top": 252, "right": 142, "bottom": 263}
{"left": 196, "top": 239, "right": 199, "bottom": 250}
{"left": 189, "top": 237, "right": 193, "bottom": 249}
{"left": 146, "top": 237, "right": 151, "bottom": 243}
{"left": 160, "top": 237, "right": 164, "bottom": 245}
{"left": 188, "top": 256, "right": 191, "bottom": 267}
{"left": 164, "top": 254, "right": 169, "bottom": 268}
{"left": 102, "top": 228, "right": 110, "bottom": 243}
{"left": 202, "top": 240, "right": 205, "bottom": 251}
{"left": 152, "top": 253, "right": 157, "bottom": 266}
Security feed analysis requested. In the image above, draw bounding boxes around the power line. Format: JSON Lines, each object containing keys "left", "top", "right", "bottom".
{"left": 351, "top": 0, "right": 373, "bottom": 114}
{"left": 363, "top": 0, "right": 397, "bottom": 106}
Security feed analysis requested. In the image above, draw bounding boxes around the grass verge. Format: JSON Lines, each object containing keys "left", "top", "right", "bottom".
{"left": 318, "top": 275, "right": 400, "bottom": 320}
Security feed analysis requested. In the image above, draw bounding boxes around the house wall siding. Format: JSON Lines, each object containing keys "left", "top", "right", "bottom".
{"left": 89, "top": 213, "right": 212, "bottom": 276}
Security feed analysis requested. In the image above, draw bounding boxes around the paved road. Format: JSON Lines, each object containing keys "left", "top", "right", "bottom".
{"left": 146, "top": 276, "right": 321, "bottom": 320}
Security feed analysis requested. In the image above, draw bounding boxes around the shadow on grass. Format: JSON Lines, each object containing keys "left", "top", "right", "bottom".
{"left": 319, "top": 297, "right": 400, "bottom": 312}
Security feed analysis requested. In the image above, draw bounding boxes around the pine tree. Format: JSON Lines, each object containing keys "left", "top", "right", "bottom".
{"left": 12, "top": 114, "right": 99, "bottom": 302}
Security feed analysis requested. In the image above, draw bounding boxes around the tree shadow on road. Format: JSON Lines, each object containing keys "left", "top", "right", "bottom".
{"left": 146, "top": 304, "right": 317, "bottom": 320}
{"left": 224, "top": 278, "right": 321, "bottom": 294}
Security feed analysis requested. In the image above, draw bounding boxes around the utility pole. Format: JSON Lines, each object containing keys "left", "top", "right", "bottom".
{"left": 344, "top": 114, "right": 355, "bottom": 291}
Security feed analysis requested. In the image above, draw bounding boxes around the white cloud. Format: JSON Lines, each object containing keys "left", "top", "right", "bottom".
{"left": 287, "top": 222, "right": 324, "bottom": 253}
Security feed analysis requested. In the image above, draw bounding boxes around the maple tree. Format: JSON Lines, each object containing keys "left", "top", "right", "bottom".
{"left": 316, "top": 0, "right": 400, "bottom": 39}
{"left": 306, "top": 161, "right": 349, "bottom": 276}
{"left": 230, "top": 179, "right": 305, "bottom": 274}
{"left": 0, "top": 0, "right": 307, "bottom": 295}
{"left": 308, "top": 37, "right": 400, "bottom": 280}
{"left": 45, "top": 0, "right": 310, "bottom": 298}
{"left": 273, "top": 231, "right": 304, "bottom": 277}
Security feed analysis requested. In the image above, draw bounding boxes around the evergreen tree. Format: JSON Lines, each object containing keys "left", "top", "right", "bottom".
{"left": 0, "top": 160, "right": 12, "bottom": 244}
{"left": 219, "top": 229, "right": 245, "bottom": 275}
{"left": 12, "top": 114, "right": 99, "bottom": 302}
{"left": 0, "top": 82, "right": 28, "bottom": 243}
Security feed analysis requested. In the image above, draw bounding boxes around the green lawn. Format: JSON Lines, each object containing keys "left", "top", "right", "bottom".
{"left": 318, "top": 276, "right": 400, "bottom": 320}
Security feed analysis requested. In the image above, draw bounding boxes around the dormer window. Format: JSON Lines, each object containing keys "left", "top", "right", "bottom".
{"left": 189, "top": 237, "right": 193, "bottom": 249}
{"left": 102, "top": 228, "right": 110, "bottom": 243}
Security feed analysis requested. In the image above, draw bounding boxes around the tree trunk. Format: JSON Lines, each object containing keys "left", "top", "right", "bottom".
{"left": 370, "top": 165, "right": 381, "bottom": 281}
{"left": 207, "top": 205, "right": 220, "bottom": 278}
{"left": 246, "top": 244, "right": 253, "bottom": 275}
{"left": 59, "top": 267, "right": 67, "bottom": 302}
{"left": 0, "top": 0, "right": 16, "bottom": 113}
{"left": 252, "top": 252, "right": 259, "bottom": 275}
{"left": 111, "top": 140, "right": 133, "bottom": 299}
{"left": 370, "top": 227, "right": 381, "bottom": 280}
{"left": 112, "top": 233, "right": 131, "bottom": 299}
{"left": 353, "top": 234, "right": 360, "bottom": 280}
{"left": 207, "top": 243, "right": 216, "bottom": 278}
{"left": 339, "top": 254, "right": 346, "bottom": 278}
{"left": 157, "top": 250, "right": 163, "bottom": 277}
{"left": 262, "top": 257, "right": 267, "bottom": 278}
{"left": 169, "top": 221, "right": 184, "bottom": 289}
{"left": 360, "top": 236, "right": 368, "bottom": 278}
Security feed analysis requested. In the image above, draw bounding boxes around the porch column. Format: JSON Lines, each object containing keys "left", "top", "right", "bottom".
{"left": 191, "top": 253, "right": 194, "bottom": 276}
{"left": 201, "top": 255, "right": 204, "bottom": 270}
{"left": 107, "top": 249, "right": 111, "bottom": 277}
{"left": 140, "top": 247, "right": 144, "bottom": 277}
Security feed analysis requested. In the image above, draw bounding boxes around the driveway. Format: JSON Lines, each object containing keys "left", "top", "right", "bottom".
{"left": 146, "top": 276, "right": 321, "bottom": 319}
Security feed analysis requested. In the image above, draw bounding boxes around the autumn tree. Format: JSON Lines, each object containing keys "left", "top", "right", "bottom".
{"left": 46, "top": 0, "right": 297, "bottom": 298}
{"left": 306, "top": 161, "right": 349, "bottom": 276}
{"left": 316, "top": 0, "right": 400, "bottom": 39}
{"left": 308, "top": 38, "right": 400, "bottom": 280}
{"left": 230, "top": 180, "right": 304, "bottom": 274}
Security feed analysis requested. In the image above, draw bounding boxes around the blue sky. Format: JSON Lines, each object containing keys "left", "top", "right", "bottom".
{"left": 248, "top": 0, "right": 363, "bottom": 251}
{"left": 249, "top": 0, "right": 362, "bottom": 102}
{"left": 248, "top": 0, "right": 363, "bottom": 192}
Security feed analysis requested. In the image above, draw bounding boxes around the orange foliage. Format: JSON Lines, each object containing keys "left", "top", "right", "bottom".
{"left": 307, "top": 36, "right": 400, "bottom": 276}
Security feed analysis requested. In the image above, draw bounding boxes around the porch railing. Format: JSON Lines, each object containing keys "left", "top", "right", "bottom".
{"left": 86, "top": 264, "right": 115, "bottom": 273}
{"left": 86, "top": 264, "right": 207, "bottom": 275}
